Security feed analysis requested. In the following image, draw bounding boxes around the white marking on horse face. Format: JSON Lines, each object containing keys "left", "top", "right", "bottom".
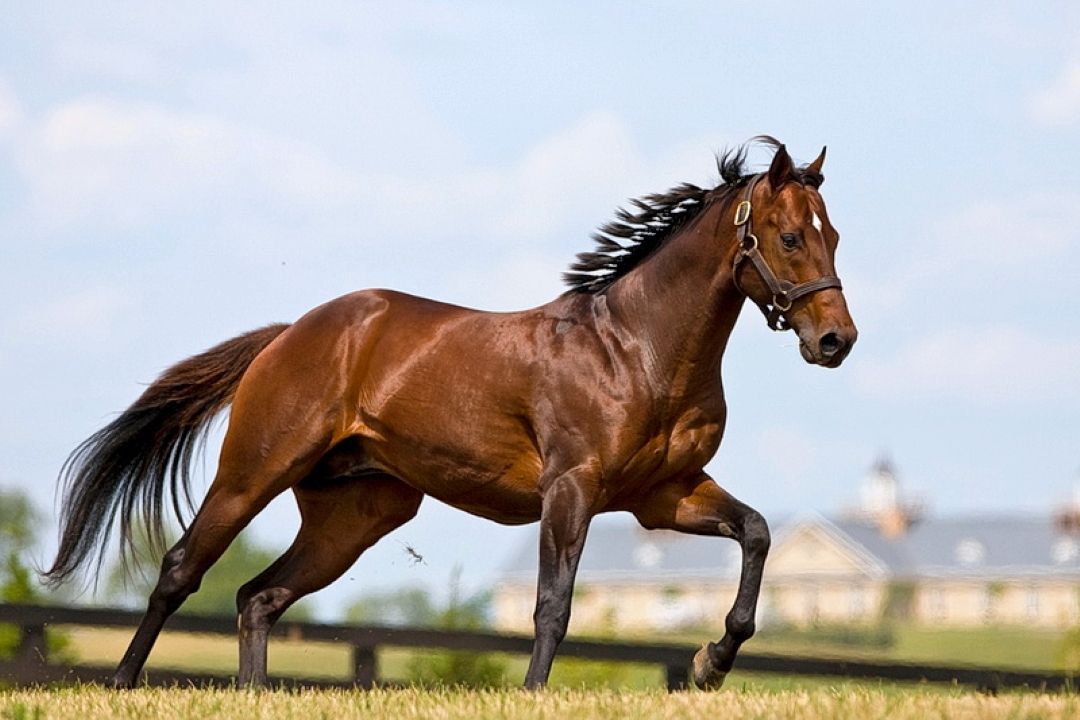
{"left": 811, "top": 212, "right": 823, "bottom": 233}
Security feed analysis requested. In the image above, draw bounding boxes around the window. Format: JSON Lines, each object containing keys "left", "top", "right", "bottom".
{"left": 1026, "top": 588, "right": 1040, "bottom": 619}
{"left": 850, "top": 587, "right": 866, "bottom": 618}
{"left": 930, "top": 588, "right": 946, "bottom": 620}
{"left": 981, "top": 585, "right": 997, "bottom": 622}
{"left": 804, "top": 587, "right": 820, "bottom": 623}
{"left": 955, "top": 538, "right": 986, "bottom": 566}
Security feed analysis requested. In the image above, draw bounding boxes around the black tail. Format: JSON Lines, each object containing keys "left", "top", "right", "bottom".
{"left": 44, "top": 323, "right": 291, "bottom": 586}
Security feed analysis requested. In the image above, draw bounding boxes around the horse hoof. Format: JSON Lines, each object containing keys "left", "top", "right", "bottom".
{"left": 692, "top": 645, "right": 727, "bottom": 690}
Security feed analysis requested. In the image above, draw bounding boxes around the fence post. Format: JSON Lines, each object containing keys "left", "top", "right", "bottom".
{"left": 17, "top": 623, "right": 48, "bottom": 667}
{"left": 352, "top": 643, "right": 378, "bottom": 689}
{"left": 665, "top": 662, "right": 688, "bottom": 691}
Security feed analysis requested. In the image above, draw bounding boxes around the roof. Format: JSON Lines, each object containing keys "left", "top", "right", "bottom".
{"left": 834, "top": 514, "right": 1080, "bottom": 578}
{"left": 497, "top": 513, "right": 1080, "bottom": 584}
{"left": 499, "top": 516, "right": 743, "bottom": 584}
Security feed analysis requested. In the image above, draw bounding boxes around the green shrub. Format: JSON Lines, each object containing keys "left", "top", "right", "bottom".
{"left": 400, "top": 567, "right": 509, "bottom": 688}
{"left": 1057, "top": 626, "right": 1080, "bottom": 673}
{"left": 0, "top": 490, "right": 76, "bottom": 664}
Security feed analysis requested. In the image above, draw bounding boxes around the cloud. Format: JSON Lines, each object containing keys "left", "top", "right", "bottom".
{"left": 17, "top": 285, "right": 129, "bottom": 342}
{"left": 854, "top": 325, "right": 1080, "bottom": 405}
{"left": 11, "top": 98, "right": 728, "bottom": 296}
{"left": 932, "top": 192, "right": 1078, "bottom": 263}
{"left": 0, "top": 77, "right": 22, "bottom": 140}
{"left": 490, "top": 113, "right": 728, "bottom": 242}
{"left": 15, "top": 97, "right": 365, "bottom": 234}
{"left": 856, "top": 190, "right": 1080, "bottom": 329}
{"left": 754, "top": 426, "right": 820, "bottom": 478}
{"left": 1029, "top": 59, "right": 1080, "bottom": 126}
{"left": 489, "top": 112, "right": 642, "bottom": 240}
{"left": 442, "top": 251, "right": 568, "bottom": 312}
{"left": 52, "top": 38, "right": 165, "bottom": 84}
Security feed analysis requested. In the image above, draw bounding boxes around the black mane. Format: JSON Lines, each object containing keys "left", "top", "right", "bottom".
{"left": 562, "top": 136, "right": 821, "bottom": 293}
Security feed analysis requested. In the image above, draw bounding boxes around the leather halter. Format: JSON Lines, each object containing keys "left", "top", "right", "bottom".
{"left": 731, "top": 174, "right": 843, "bottom": 331}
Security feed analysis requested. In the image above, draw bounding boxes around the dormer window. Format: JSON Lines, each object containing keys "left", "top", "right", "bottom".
{"left": 954, "top": 538, "right": 986, "bottom": 566}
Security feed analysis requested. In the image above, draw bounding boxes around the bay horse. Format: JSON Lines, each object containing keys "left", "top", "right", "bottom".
{"left": 45, "top": 137, "right": 856, "bottom": 689}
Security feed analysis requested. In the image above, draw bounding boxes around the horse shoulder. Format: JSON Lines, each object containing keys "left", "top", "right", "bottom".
{"left": 665, "top": 397, "right": 727, "bottom": 472}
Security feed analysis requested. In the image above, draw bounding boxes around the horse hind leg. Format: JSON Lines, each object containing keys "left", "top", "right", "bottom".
{"left": 235, "top": 472, "right": 424, "bottom": 687}
{"left": 111, "top": 408, "right": 337, "bottom": 687}
{"left": 110, "top": 481, "right": 286, "bottom": 688}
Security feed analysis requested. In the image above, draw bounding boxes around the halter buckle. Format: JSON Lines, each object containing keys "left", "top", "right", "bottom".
{"left": 733, "top": 200, "right": 752, "bottom": 226}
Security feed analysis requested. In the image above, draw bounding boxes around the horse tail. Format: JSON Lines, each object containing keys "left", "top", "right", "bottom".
{"left": 44, "top": 322, "right": 291, "bottom": 586}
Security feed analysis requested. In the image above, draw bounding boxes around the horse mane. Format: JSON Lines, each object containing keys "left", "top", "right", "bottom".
{"left": 562, "top": 136, "right": 822, "bottom": 294}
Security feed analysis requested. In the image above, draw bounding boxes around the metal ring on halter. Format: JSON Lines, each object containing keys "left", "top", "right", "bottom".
{"left": 773, "top": 292, "right": 793, "bottom": 312}
{"left": 741, "top": 233, "right": 758, "bottom": 252}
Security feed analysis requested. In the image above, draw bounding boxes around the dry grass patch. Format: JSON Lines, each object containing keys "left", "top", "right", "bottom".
{"left": 1, "top": 686, "right": 1077, "bottom": 720}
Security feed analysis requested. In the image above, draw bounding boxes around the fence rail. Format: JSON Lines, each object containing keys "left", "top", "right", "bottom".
{"left": 0, "top": 603, "right": 1071, "bottom": 692}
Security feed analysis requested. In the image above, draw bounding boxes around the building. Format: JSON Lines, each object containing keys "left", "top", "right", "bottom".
{"left": 493, "top": 463, "right": 1080, "bottom": 633}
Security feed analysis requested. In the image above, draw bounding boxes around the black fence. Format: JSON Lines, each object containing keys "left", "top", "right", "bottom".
{"left": 0, "top": 603, "right": 1071, "bottom": 692}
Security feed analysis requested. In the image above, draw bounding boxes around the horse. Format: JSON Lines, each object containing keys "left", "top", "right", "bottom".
{"left": 45, "top": 137, "right": 857, "bottom": 690}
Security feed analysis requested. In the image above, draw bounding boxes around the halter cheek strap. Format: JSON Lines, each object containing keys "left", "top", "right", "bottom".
{"left": 731, "top": 174, "right": 843, "bottom": 331}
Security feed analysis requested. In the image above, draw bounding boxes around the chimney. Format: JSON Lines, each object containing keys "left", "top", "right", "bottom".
{"left": 1053, "top": 477, "right": 1080, "bottom": 535}
{"left": 848, "top": 455, "right": 924, "bottom": 538}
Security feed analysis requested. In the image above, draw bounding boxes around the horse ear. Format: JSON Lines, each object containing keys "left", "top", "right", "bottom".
{"left": 806, "top": 146, "right": 827, "bottom": 175}
{"left": 767, "top": 144, "right": 795, "bottom": 191}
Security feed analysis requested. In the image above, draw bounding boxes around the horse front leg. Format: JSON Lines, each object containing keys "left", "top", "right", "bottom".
{"left": 632, "top": 472, "right": 771, "bottom": 690}
{"left": 523, "top": 470, "right": 594, "bottom": 689}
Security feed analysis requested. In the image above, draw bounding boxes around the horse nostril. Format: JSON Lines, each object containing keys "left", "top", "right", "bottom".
{"left": 819, "top": 332, "right": 844, "bottom": 358}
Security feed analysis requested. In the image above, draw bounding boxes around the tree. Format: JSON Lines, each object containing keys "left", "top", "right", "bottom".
{"left": 345, "top": 567, "right": 507, "bottom": 687}
{"left": 1059, "top": 625, "right": 1080, "bottom": 673}
{"left": 344, "top": 568, "right": 508, "bottom": 687}
{"left": 344, "top": 586, "right": 437, "bottom": 627}
{"left": 0, "top": 490, "right": 41, "bottom": 603}
{"left": 405, "top": 568, "right": 507, "bottom": 687}
{"left": 0, "top": 488, "right": 73, "bottom": 660}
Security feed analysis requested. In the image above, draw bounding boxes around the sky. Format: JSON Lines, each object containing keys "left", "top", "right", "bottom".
{"left": 1, "top": 1, "right": 1079, "bottom": 619}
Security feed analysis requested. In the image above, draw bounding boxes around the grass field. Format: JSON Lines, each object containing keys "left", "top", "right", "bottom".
{"left": 2, "top": 686, "right": 1077, "bottom": 720}
{"left": 8, "top": 625, "right": 1077, "bottom": 719}
{"left": 58, "top": 623, "right": 1072, "bottom": 691}
{"left": 749, "top": 625, "right": 1068, "bottom": 672}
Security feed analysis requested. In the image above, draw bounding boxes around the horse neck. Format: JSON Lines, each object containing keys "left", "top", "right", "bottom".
{"left": 604, "top": 199, "right": 745, "bottom": 394}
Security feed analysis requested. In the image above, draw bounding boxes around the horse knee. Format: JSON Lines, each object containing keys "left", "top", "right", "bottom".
{"left": 149, "top": 546, "right": 200, "bottom": 612}
{"left": 741, "top": 510, "right": 771, "bottom": 558}
{"left": 239, "top": 587, "right": 294, "bottom": 633}
{"left": 235, "top": 578, "right": 262, "bottom": 616}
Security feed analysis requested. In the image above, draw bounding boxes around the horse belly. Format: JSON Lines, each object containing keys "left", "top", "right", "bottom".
{"left": 356, "top": 407, "right": 545, "bottom": 525}
{"left": 431, "top": 475, "right": 544, "bottom": 525}
{"left": 378, "top": 445, "right": 544, "bottom": 524}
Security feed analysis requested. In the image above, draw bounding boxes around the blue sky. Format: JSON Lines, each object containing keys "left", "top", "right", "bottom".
{"left": 2, "top": 2, "right": 1079, "bottom": 617}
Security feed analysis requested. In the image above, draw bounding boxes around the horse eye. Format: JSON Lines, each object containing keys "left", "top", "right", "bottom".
{"left": 781, "top": 233, "right": 800, "bottom": 250}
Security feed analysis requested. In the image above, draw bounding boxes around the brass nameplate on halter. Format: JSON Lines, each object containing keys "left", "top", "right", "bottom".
{"left": 733, "top": 201, "right": 752, "bottom": 226}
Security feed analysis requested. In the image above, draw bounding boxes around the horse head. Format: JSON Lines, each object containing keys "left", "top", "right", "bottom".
{"left": 730, "top": 141, "right": 858, "bottom": 367}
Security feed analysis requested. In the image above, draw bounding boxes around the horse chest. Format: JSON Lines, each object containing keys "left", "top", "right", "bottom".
{"left": 615, "top": 410, "right": 725, "bottom": 494}
{"left": 664, "top": 419, "right": 724, "bottom": 470}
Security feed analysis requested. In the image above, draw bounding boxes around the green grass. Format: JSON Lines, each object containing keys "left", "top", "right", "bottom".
{"left": 675, "top": 624, "right": 1069, "bottom": 672}
{"left": 59, "top": 624, "right": 1073, "bottom": 696}
{"left": 1, "top": 686, "right": 1077, "bottom": 720}
{"left": 890, "top": 626, "right": 1064, "bottom": 671}
{"left": 62, "top": 627, "right": 355, "bottom": 682}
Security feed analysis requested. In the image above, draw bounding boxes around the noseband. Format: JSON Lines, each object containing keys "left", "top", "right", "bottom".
{"left": 731, "top": 174, "right": 843, "bottom": 331}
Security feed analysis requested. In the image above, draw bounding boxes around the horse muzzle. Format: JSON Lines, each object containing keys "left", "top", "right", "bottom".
{"left": 799, "top": 326, "right": 857, "bottom": 368}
